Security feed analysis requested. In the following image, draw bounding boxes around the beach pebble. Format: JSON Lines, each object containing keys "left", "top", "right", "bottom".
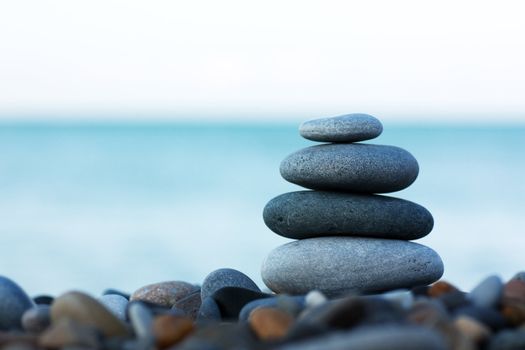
{"left": 172, "top": 290, "right": 201, "bottom": 320}
{"left": 177, "top": 322, "right": 256, "bottom": 350}
{"left": 152, "top": 314, "right": 194, "bottom": 349}
{"left": 102, "top": 289, "right": 130, "bottom": 300}
{"left": 130, "top": 281, "right": 198, "bottom": 308}
{"left": 299, "top": 113, "right": 383, "bottom": 143}
{"left": 278, "top": 325, "right": 447, "bottom": 350}
{"left": 262, "top": 237, "right": 443, "bottom": 297}
{"left": 197, "top": 297, "right": 222, "bottom": 322}
{"left": 249, "top": 307, "right": 294, "bottom": 341}
{"left": 503, "top": 279, "right": 525, "bottom": 303}
{"left": 127, "top": 302, "right": 154, "bottom": 339}
{"left": 429, "top": 281, "right": 460, "bottom": 298}
{"left": 211, "top": 286, "right": 272, "bottom": 320}
{"left": 51, "top": 291, "right": 128, "bottom": 337}
{"left": 38, "top": 318, "right": 100, "bottom": 349}
{"left": 437, "top": 291, "right": 470, "bottom": 312}
{"left": 280, "top": 143, "right": 419, "bottom": 193}
{"left": 455, "top": 305, "right": 506, "bottom": 330}
{"left": 21, "top": 305, "right": 51, "bottom": 333}
{"left": 263, "top": 191, "right": 433, "bottom": 240}
{"left": 379, "top": 289, "right": 414, "bottom": 310}
{"left": 239, "top": 295, "right": 305, "bottom": 322}
{"left": 511, "top": 271, "right": 525, "bottom": 282}
{"left": 98, "top": 294, "right": 128, "bottom": 321}
{"left": 454, "top": 316, "right": 491, "bottom": 344}
{"left": 201, "top": 268, "right": 260, "bottom": 301}
{"left": 469, "top": 275, "right": 503, "bottom": 308}
{"left": 305, "top": 290, "right": 327, "bottom": 309}
{"left": 487, "top": 329, "right": 525, "bottom": 350}
{"left": 0, "top": 276, "right": 35, "bottom": 330}
{"left": 32, "top": 295, "right": 54, "bottom": 306}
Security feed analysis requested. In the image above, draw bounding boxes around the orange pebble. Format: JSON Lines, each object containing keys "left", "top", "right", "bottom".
{"left": 249, "top": 307, "right": 294, "bottom": 341}
{"left": 152, "top": 315, "right": 194, "bottom": 349}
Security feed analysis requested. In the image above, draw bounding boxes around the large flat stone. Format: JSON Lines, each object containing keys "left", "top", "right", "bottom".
{"left": 261, "top": 237, "right": 443, "bottom": 297}
{"left": 263, "top": 191, "right": 433, "bottom": 240}
{"left": 280, "top": 143, "right": 419, "bottom": 193}
{"left": 299, "top": 113, "right": 383, "bottom": 143}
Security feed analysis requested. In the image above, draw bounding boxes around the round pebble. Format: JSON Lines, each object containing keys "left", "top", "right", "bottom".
{"left": 249, "top": 307, "right": 294, "bottom": 341}
{"left": 21, "top": 305, "right": 51, "bottom": 333}
{"left": 262, "top": 237, "right": 444, "bottom": 297}
{"left": 98, "top": 294, "right": 128, "bottom": 321}
{"left": 0, "top": 276, "right": 35, "bottom": 330}
{"left": 153, "top": 314, "right": 194, "bottom": 349}
{"left": 201, "top": 268, "right": 260, "bottom": 301}
{"left": 280, "top": 143, "right": 419, "bottom": 193}
{"left": 263, "top": 191, "right": 433, "bottom": 239}
{"left": 130, "top": 281, "right": 198, "bottom": 308}
{"left": 468, "top": 275, "right": 503, "bottom": 308}
{"left": 299, "top": 113, "right": 383, "bottom": 143}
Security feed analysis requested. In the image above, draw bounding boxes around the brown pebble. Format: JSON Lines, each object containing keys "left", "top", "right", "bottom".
{"left": 152, "top": 314, "right": 194, "bottom": 349}
{"left": 504, "top": 279, "right": 525, "bottom": 303}
{"left": 501, "top": 303, "right": 525, "bottom": 326}
{"left": 454, "top": 316, "right": 491, "bottom": 344}
{"left": 428, "top": 281, "right": 460, "bottom": 298}
{"left": 130, "top": 281, "right": 198, "bottom": 308}
{"left": 0, "top": 333, "right": 38, "bottom": 348}
{"left": 38, "top": 318, "right": 100, "bottom": 349}
{"left": 51, "top": 291, "right": 128, "bottom": 337}
{"left": 249, "top": 307, "right": 294, "bottom": 341}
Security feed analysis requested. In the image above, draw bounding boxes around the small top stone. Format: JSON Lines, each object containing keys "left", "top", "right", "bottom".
{"left": 299, "top": 114, "right": 383, "bottom": 143}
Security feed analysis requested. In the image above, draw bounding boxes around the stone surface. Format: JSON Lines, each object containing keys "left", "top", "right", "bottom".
{"left": 152, "top": 314, "right": 194, "bottom": 349}
{"left": 0, "top": 276, "right": 35, "bottom": 330}
{"left": 278, "top": 325, "right": 447, "bottom": 350}
{"left": 280, "top": 143, "right": 419, "bottom": 193}
{"left": 511, "top": 272, "right": 525, "bottom": 282}
{"left": 21, "top": 305, "right": 51, "bottom": 333}
{"left": 239, "top": 296, "right": 306, "bottom": 322}
{"left": 249, "top": 307, "right": 294, "bottom": 341}
{"left": 299, "top": 113, "right": 383, "bottom": 143}
{"left": 172, "top": 290, "right": 201, "bottom": 321}
{"left": 38, "top": 318, "right": 100, "bottom": 349}
{"left": 127, "top": 302, "right": 154, "bottom": 339}
{"left": 98, "top": 294, "right": 128, "bottom": 321}
{"left": 201, "top": 268, "right": 260, "bottom": 301}
{"left": 469, "top": 275, "right": 503, "bottom": 308}
{"left": 488, "top": 329, "right": 525, "bottom": 350}
{"left": 50, "top": 291, "right": 128, "bottom": 337}
{"left": 211, "top": 287, "right": 272, "bottom": 320}
{"left": 455, "top": 305, "right": 506, "bottom": 330}
{"left": 197, "top": 297, "right": 222, "bottom": 322}
{"left": 428, "top": 281, "right": 460, "bottom": 298}
{"left": 454, "top": 316, "right": 491, "bottom": 344}
{"left": 32, "top": 295, "right": 53, "bottom": 306}
{"left": 264, "top": 191, "right": 433, "bottom": 239}
{"left": 130, "top": 281, "right": 198, "bottom": 308}
{"left": 262, "top": 237, "right": 443, "bottom": 297}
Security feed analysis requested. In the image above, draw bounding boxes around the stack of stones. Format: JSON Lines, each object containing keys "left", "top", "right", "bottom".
{"left": 261, "top": 114, "right": 444, "bottom": 297}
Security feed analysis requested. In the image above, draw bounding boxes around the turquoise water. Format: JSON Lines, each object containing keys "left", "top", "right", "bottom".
{"left": 0, "top": 122, "right": 524, "bottom": 295}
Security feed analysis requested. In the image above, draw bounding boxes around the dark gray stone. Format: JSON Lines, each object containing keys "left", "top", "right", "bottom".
{"left": 468, "top": 275, "right": 503, "bottom": 308}
{"left": 0, "top": 276, "right": 35, "bottom": 330}
{"left": 263, "top": 191, "right": 433, "bottom": 240}
{"left": 280, "top": 143, "right": 419, "bottom": 193}
{"left": 197, "top": 297, "right": 222, "bottom": 322}
{"left": 99, "top": 294, "right": 128, "bottom": 321}
{"left": 172, "top": 290, "right": 201, "bottom": 320}
{"left": 511, "top": 271, "right": 525, "bottom": 282}
{"left": 127, "top": 302, "right": 154, "bottom": 339}
{"left": 201, "top": 268, "right": 260, "bottom": 301}
{"left": 488, "top": 330, "right": 525, "bottom": 350}
{"left": 261, "top": 237, "right": 443, "bottom": 297}
{"left": 278, "top": 325, "right": 447, "bottom": 350}
{"left": 21, "top": 305, "right": 51, "bottom": 333}
{"left": 299, "top": 113, "right": 383, "bottom": 143}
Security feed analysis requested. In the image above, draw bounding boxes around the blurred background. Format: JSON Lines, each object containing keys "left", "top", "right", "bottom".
{"left": 0, "top": 0, "right": 524, "bottom": 295}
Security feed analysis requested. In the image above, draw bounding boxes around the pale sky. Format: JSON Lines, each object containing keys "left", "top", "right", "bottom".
{"left": 0, "top": 0, "right": 524, "bottom": 121}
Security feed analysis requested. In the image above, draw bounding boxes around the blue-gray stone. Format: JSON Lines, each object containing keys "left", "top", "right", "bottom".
{"left": 21, "top": 304, "right": 51, "bottom": 333}
{"left": 299, "top": 113, "right": 383, "bottom": 143}
{"left": 0, "top": 276, "right": 35, "bottom": 330}
{"left": 488, "top": 329, "right": 525, "bottom": 350}
{"left": 261, "top": 237, "right": 443, "bottom": 297}
{"left": 197, "top": 297, "right": 222, "bottom": 322}
{"left": 468, "top": 275, "right": 503, "bottom": 308}
{"left": 238, "top": 295, "right": 306, "bottom": 321}
{"left": 99, "top": 294, "right": 129, "bottom": 321}
{"left": 511, "top": 271, "right": 525, "bottom": 282}
{"left": 127, "top": 301, "right": 154, "bottom": 339}
{"left": 263, "top": 191, "right": 433, "bottom": 240}
{"left": 280, "top": 143, "right": 419, "bottom": 193}
{"left": 201, "top": 268, "right": 260, "bottom": 301}
{"left": 277, "top": 325, "right": 447, "bottom": 350}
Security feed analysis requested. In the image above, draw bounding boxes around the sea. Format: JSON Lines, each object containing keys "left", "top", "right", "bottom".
{"left": 0, "top": 121, "right": 524, "bottom": 296}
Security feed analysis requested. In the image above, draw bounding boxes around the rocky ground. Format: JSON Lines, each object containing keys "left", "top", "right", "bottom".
{"left": 1, "top": 269, "right": 525, "bottom": 350}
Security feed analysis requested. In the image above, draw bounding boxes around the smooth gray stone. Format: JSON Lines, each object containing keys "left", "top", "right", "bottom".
{"left": 299, "top": 113, "right": 383, "bottom": 143}
{"left": 21, "top": 305, "right": 51, "bottom": 333}
{"left": 263, "top": 191, "right": 433, "bottom": 240}
{"left": 0, "top": 276, "right": 35, "bottom": 330}
{"left": 201, "top": 268, "right": 260, "bottom": 301}
{"left": 277, "top": 325, "right": 447, "bottom": 350}
{"left": 127, "top": 302, "right": 154, "bottom": 339}
{"left": 261, "top": 237, "right": 443, "bottom": 297}
{"left": 280, "top": 143, "right": 419, "bottom": 193}
{"left": 197, "top": 297, "right": 222, "bottom": 322}
{"left": 99, "top": 294, "right": 129, "bottom": 321}
{"left": 468, "top": 275, "right": 503, "bottom": 308}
